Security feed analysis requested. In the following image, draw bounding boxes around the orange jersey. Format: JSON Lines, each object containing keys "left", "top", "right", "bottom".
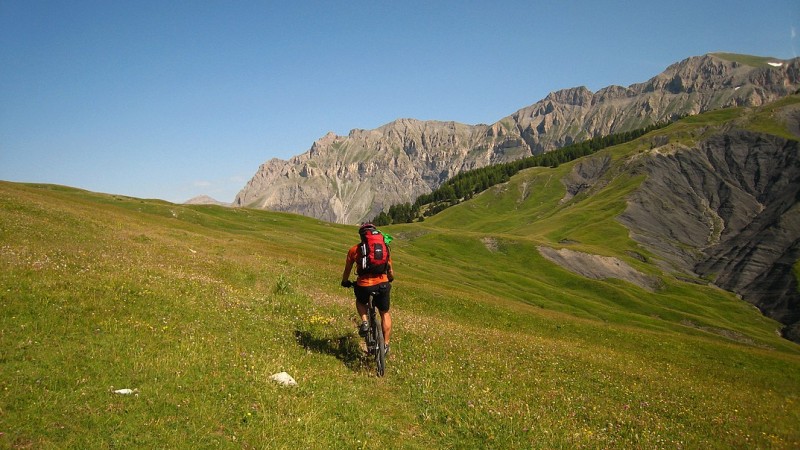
{"left": 346, "top": 244, "right": 393, "bottom": 287}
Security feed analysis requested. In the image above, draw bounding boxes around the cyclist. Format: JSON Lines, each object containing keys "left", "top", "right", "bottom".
{"left": 341, "top": 223, "right": 394, "bottom": 355}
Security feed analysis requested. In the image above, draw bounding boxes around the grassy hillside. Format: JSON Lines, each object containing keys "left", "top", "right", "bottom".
{"left": 2, "top": 171, "right": 799, "bottom": 448}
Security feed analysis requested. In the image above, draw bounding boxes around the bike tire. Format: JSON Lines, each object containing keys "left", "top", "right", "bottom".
{"left": 373, "top": 310, "right": 386, "bottom": 377}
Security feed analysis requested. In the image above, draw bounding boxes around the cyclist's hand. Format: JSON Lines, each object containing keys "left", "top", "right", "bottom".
{"left": 341, "top": 280, "right": 353, "bottom": 288}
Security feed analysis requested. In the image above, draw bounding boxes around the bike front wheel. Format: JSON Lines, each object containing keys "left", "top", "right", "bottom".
{"left": 373, "top": 312, "right": 386, "bottom": 377}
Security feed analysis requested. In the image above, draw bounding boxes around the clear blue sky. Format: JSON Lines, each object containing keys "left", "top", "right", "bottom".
{"left": 1, "top": 1, "right": 798, "bottom": 203}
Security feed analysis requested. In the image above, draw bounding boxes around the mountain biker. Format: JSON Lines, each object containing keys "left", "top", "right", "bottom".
{"left": 341, "top": 223, "right": 394, "bottom": 355}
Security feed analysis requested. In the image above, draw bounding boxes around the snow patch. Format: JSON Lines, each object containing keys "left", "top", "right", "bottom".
{"left": 768, "top": 62, "right": 783, "bottom": 67}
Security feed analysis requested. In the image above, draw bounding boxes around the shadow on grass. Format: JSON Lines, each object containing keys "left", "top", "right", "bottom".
{"left": 294, "top": 330, "right": 367, "bottom": 372}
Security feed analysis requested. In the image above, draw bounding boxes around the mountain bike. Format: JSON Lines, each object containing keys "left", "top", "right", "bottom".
{"left": 348, "top": 282, "right": 386, "bottom": 377}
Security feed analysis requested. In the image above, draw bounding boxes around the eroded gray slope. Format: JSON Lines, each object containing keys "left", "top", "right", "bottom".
{"left": 619, "top": 128, "right": 800, "bottom": 340}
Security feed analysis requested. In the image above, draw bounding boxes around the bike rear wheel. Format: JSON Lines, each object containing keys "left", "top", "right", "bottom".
{"left": 373, "top": 309, "right": 385, "bottom": 377}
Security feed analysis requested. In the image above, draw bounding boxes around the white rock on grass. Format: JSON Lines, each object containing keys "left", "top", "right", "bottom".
{"left": 112, "top": 388, "right": 138, "bottom": 395}
{"left": 270, "top": 372, "right": 298, "bottom": 387}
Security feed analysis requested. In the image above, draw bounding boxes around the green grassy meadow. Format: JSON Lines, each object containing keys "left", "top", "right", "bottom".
{"left": 2, "top": 103, "right": 800, "bottom": 448}
{"left": 1, "top": 181, "right": 798, "bottom": 449}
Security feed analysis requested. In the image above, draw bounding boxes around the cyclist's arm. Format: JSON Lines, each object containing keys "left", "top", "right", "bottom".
{"left": 342, "top": 259, "right": 354, "bottom": 284}
{"left": 342, "top": 246, "right": 356, "bottom": 284}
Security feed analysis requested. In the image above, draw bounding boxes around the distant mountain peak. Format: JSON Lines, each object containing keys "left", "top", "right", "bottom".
{"left": 184, "top": 195, "right": 230, "bottom": 207}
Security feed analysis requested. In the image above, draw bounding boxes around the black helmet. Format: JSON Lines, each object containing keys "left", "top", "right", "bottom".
{"left": 359, "top": 222, "right": 376, "bottom": 235}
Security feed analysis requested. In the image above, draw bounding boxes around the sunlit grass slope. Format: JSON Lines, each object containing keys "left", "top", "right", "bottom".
{"left": 1, "top": 163, "right": 799, "bottom": 447}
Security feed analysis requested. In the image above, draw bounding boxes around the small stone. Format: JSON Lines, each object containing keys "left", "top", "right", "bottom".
{"left": 270, "top": 372, "right": 297, "bottom": 387}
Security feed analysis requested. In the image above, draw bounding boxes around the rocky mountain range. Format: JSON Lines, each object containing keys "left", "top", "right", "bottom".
{"left": 234, "top": 53, "right": 800, "bottom": 224}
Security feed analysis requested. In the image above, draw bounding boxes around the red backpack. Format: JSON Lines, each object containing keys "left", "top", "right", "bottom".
{"left": 357, "top": 227, "right": 390, "bottom": 275}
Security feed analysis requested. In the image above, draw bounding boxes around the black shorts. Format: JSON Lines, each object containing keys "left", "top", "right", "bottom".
{"left": 354, "top": 282, "right": 391, "bottom": 312}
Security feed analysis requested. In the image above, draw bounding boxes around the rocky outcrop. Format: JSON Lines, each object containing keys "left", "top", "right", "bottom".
{"left": 236, "top": 54, "right": 800, "bottom": 224}
{"left": 560, "top": 155, "right": 612, "bottom": 203}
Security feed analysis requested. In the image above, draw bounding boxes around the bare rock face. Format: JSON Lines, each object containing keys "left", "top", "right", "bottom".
{"left": 236, "top": 54, "right": 800, "bottom": 224}
{"left": 236, "top": 121, "right": 506, "bottom": 223}
{"left": 538, "top": 246, "right": 661, "bottom": 291}
{"left": 560, "top": 155, "right": 612, "bottom": 203}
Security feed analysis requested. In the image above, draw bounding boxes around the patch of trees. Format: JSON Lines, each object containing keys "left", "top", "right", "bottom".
{"left": 372, "top": 202, "right": 419, "bottom": 226}
{"left": 372, "top": 120, "right": 674, "bottom": 225}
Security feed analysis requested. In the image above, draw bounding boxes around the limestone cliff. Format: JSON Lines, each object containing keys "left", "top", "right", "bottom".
{"left": 235, "top": 121, "right": 499, "bottom": 223}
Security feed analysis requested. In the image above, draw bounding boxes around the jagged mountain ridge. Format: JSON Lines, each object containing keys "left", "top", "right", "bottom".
{"left": 236, "top": 53, "right": 800, "bottom": 224}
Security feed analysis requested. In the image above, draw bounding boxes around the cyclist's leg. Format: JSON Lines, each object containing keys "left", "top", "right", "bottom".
{"left": 380, "top": 310, "right": 392, "bottom": 346}
{"left": 356, "top": 300, "right": 368, "bottom": 323}
{"left": 374, "top": 282, "right": 392, "bottom": 345}
{"left": 353, "top": 285, "right": 370, "bottom": 330}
